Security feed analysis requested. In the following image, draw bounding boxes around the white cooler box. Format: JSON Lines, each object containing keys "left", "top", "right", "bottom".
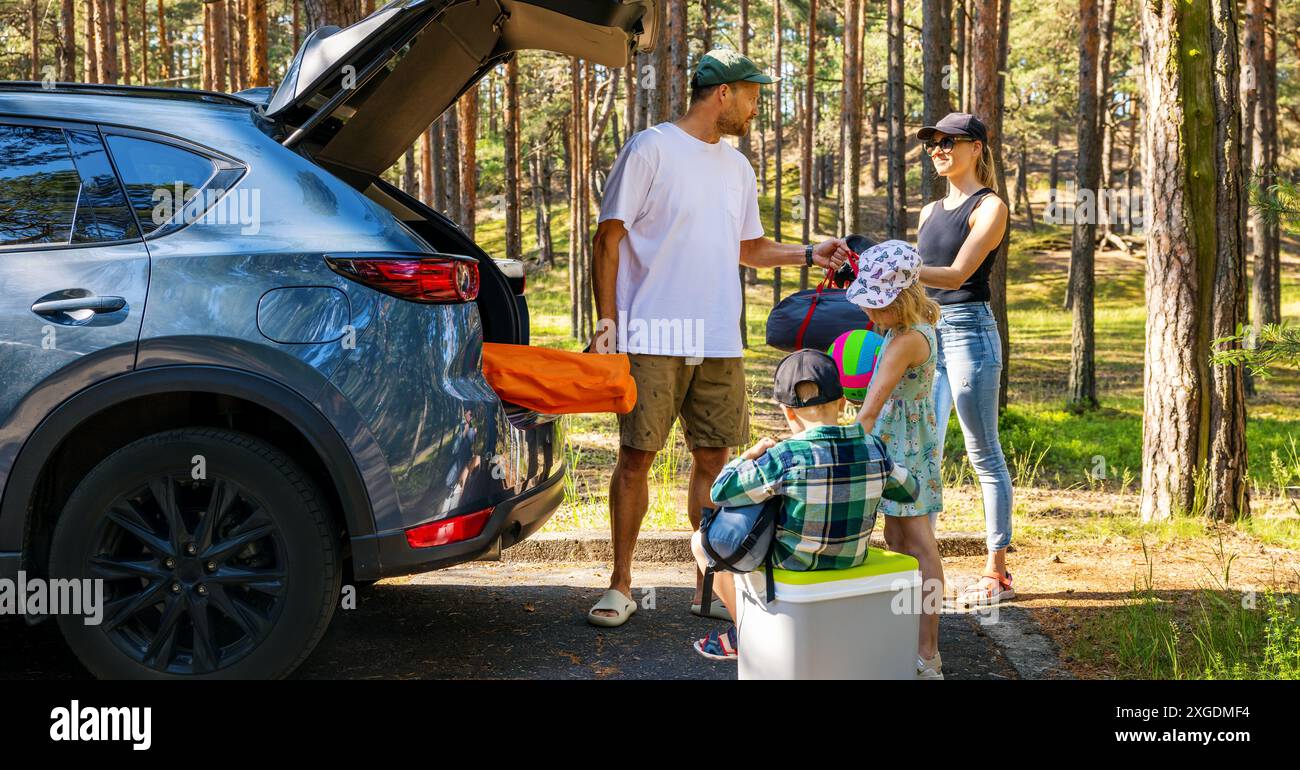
{"left": 736, "top": 548, "right": 921, "bottom": 680}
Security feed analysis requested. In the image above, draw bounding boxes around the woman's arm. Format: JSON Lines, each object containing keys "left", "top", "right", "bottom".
{"left": 855, "top": 330, "right": 929, "bottom": 434}
{"left": 918, "top": 195, "right": 1008, "bottom": 290}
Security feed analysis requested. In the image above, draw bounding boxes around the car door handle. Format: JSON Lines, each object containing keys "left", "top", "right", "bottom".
{"left": 31, "top": 296, "right": 127, "bottom": 315}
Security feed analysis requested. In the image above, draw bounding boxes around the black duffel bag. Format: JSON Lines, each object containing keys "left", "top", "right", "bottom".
{"left": 765, "top": 234, "right": 876, "bottom": 352}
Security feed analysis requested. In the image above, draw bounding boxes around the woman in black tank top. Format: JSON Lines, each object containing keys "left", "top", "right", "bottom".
{"left": 914, "top": 113, "right": 1017, "bottom": 608}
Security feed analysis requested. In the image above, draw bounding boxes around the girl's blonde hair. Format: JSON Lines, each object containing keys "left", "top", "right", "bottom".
{"left": 974, "top": 139, "right": 999, "bottom": 193}
{"left": 882, "top": 281, "right": 940, "bottom": 329}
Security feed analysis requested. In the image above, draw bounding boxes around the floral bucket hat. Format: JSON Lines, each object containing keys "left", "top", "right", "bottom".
{"left": 845, "top": 239, "right": 923, "bottom": 309}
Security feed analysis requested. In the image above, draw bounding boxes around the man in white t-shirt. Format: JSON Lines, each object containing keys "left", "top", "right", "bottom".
{"left": 586, "top": 49, "right": 852, "bottom": 627}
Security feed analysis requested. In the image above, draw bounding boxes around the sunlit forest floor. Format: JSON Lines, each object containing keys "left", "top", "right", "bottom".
{"left": 472, "top": 165, "right": 1300, "bottom": 678}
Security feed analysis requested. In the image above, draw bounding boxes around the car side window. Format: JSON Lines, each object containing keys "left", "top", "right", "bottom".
{"left": 0, "top": 124, "right": 81, "bottom": 247}
{"left": 65, "top": 129, "right": 140, "bottom": 243}
{"left": 104, "top": 134, "right": 219, "bottom": 236}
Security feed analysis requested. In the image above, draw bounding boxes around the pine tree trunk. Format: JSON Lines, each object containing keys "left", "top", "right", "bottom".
{"left": 921, "top": 0, "right": 953, "bottom": 204}
{"left": 247, "top": 0, "right": 268, "bottom": 86}
{"left": 1017, "top": 145, "right": 1036, "bottom": 230}
{"left": 158, "top": 0, "right": 169, "bottom": 82}
{"left": 969, "top": 0, "right": 1010, "bottom": 410}
{"left": 419, "top": 128, "right": 433, "bottom": 205}
{"left": 772, "top": 0, "right": 784, "bottom": 307}
{"left": 225, "top": 0, "right": 239, "bottom": 90}
{"left": 504, "top": 56, "right": 522, "bottom": 261}
{"left": 799, "top": 0, "right": 816, "bottom": 291}
{"left": 869, "top": 100, "right": 880, "bottom": 192}
{"left": 568, "top": 61, "right": 580, "bottom": 337}
{"left": 443, "top": 109, "right": 462, "bottom": 224}
{"left": 85, "top": 0, "right": 98, "bottom": 83}
{"left": 1069, "top": 0, "right": 1101, "bottom": 410}
{"left": 1139, "top": 0, "right": 1217, "bottom": 522}
{"left": 28, "top": 0, "right": 40, "bottom": 81}
{"left": 758, "top": 98, "right": 768, "bottom": 196}
{"left": 886, "top": 0, "right": 907, "bottom": 239}
{"left": 139, "top": 0, "right": 147, "bottom": 83}
{"left": 1096, "top": 0, "right": 1117, "bottom": 235}
{"left": 428, "top": 122, "right": 443, "bottom": 207}
{"left": 61, "top": 0, "right": 76, "bottom": 81}
{"left": 210, "top": 1, "right": 227, "bottom": 91}
{"left": 1207, "top": 0, "right": 1249, "bottom": 522}
{"left": 96, "top": 0, "right": 116, "bottom": 83}
{"left": 1250, "top": 0, "right": 1280, "bottom": 332}
{"left": 120, "top": 0, "right": 132, "bottom": 84}
{"left": 303, "top": 0, "right": 359, "bottom": 29}
{"left": 954, "top": 0, "right": 967, "bottom": 110}
{"left": 841, "top": 0, "right": 863, "bottom": 233}
{"left": 458, "top": 86, "right": 479, "bottom": 238}
{"left": 1048, "top": 119, "right": 1060, "bottom": 203}
{"left": 105, "top": 0, "right": 119, "bottom": 82}
{"left": 738, "top": 0, "right": 752, "bottom": 168}
{"left": 668, "top": 0, "right": 687, "bottom": 118}
{"left": 541, "top": 153, "right": 554, "bottom": 264}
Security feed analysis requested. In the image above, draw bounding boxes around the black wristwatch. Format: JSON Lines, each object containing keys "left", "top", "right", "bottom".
{"left": 804, "top": 244, "right": 814, "bottom": 267}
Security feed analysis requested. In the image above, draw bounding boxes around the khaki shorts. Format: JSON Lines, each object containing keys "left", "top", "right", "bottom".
{"left": 619, "top": 355, "right": 749, "bottom": 452}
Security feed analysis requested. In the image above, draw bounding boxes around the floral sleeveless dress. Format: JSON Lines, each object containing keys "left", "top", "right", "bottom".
{"left": 872, "top": 322, "right": 943, "bottom": 518}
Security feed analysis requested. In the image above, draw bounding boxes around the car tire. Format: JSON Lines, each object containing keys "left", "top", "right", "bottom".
{"left": 49, "top": 428, "right": 341, "bottom": 679}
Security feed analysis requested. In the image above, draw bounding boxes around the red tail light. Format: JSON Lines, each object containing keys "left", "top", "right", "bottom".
{"left": 326, "top": 255, "right": 479, "bottom": 303}
{"left": 404, "top": 507, "right": 494, "bottom": 548}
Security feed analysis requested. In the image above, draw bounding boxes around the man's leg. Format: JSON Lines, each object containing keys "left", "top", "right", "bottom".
{"left": 592, "top": 354, "right": 684, "bottom": 620}
{"left": 591, "top": 445, "right": 658, "bottom": 618}
{"left": 679, "top": 357, "right": 748, "bottom": 607}
{"left": 688, "top": 446, "right": 730, "bottom": 605}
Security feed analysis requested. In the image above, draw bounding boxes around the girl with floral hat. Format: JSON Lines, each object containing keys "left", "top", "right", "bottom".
{"left": 847, "top": 239, "right": 946, "bottom": 680}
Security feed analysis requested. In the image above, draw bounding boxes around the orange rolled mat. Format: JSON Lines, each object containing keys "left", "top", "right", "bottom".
{"left": 482, "top": 342, "right": 638, "bottom": 415}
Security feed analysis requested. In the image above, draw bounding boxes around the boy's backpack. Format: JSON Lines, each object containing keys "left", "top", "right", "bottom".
{"left": 698, "top": 496, "right": 783, "bottom": 617}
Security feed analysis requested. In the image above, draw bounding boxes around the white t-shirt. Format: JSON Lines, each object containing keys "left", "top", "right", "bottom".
{"left": 598, "top": 122, "right": 764, "bottom": 358}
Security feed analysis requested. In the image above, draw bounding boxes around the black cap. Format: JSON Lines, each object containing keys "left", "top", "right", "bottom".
{"left": 916, "top": 112, "right": 989, "bottom": 145}
{"left": 773, "top": 350, "right": 843, "bottom": 408}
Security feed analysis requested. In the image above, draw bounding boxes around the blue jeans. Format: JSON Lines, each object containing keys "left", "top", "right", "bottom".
{"left": 932, "top": 301, "right": 1013, "bottom": 552}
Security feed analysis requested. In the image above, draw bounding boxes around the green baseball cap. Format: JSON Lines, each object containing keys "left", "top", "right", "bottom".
{"left": 692, "top": 48, "right": 777, "bottom": 87}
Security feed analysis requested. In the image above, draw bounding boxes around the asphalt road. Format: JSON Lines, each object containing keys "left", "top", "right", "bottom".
{"left": 1, "top": 562, "right": 1019, "bottom": 680}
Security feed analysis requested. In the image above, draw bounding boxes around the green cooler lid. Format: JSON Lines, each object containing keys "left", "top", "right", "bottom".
{"left": 772, "top": 547, "right": 919, "bottom": 584}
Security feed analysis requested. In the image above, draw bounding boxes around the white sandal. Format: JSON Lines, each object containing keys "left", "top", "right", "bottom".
{"left": 691, "top": 601, "right": 732, "bottom": 621}
{"left": 587, "top": 588, "right": 637, "bottom": 628}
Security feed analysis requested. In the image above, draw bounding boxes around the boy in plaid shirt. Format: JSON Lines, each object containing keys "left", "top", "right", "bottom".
{"left": 690, "top": 349, "right": 919, "bottom": 660}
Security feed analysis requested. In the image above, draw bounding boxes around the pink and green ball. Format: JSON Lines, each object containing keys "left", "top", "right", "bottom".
{"left": 828, "top": 329, "right": 884, "bottom": 402}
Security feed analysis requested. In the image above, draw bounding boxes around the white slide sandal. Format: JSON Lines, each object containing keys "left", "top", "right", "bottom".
{"left": 691, "top": 601, "right": 732, "bottom": 621}
{"left": 587, "top": 588, "right": 638, "bottom": 628}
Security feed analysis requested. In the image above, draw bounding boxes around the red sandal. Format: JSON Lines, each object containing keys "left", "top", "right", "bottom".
{"left": 958, "top": 571, "right": 1015, "bottom": 607}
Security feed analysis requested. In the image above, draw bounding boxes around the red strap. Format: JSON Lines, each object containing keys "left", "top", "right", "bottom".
{"left": 792, "top": 253, "right": 872, "bottom": 348}
{"left": 794, "top": 272, "right": 832, "bottom": 350}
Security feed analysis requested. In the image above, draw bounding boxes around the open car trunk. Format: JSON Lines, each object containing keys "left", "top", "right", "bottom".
{"left": 266, "top": 0, "right": 656, "bottom": 187}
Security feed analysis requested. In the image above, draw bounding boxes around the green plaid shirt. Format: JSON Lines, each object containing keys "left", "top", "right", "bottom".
{"left": 710, "top": 424, "right": 920, "bottom": 571}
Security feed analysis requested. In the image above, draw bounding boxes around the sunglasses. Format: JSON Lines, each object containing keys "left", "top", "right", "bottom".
{"left": 923, "top": 136, "right": 975, "bottom": 154}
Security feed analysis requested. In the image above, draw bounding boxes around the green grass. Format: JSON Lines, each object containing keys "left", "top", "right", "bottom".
{"left": 1071, "top": 542, "right": 1300, "bottom": 679}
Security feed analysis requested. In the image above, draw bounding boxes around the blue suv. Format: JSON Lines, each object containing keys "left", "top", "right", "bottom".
{"left": 0, "top": 0, "right": 655, "bottom": 679}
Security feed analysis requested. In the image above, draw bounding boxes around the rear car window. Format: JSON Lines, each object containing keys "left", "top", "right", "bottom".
{"left": 105, "top": 134, "right": 219, "bottom": 236}
{"left": 65, "top": 129, "right": 140, "bottom": 243}
{"left": 0, "top": 125, "right": 81, "bottom": 246}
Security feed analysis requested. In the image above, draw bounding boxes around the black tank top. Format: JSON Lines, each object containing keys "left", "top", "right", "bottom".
{"left": 917, "top": 187, "right": 1000, "bottom": 305}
